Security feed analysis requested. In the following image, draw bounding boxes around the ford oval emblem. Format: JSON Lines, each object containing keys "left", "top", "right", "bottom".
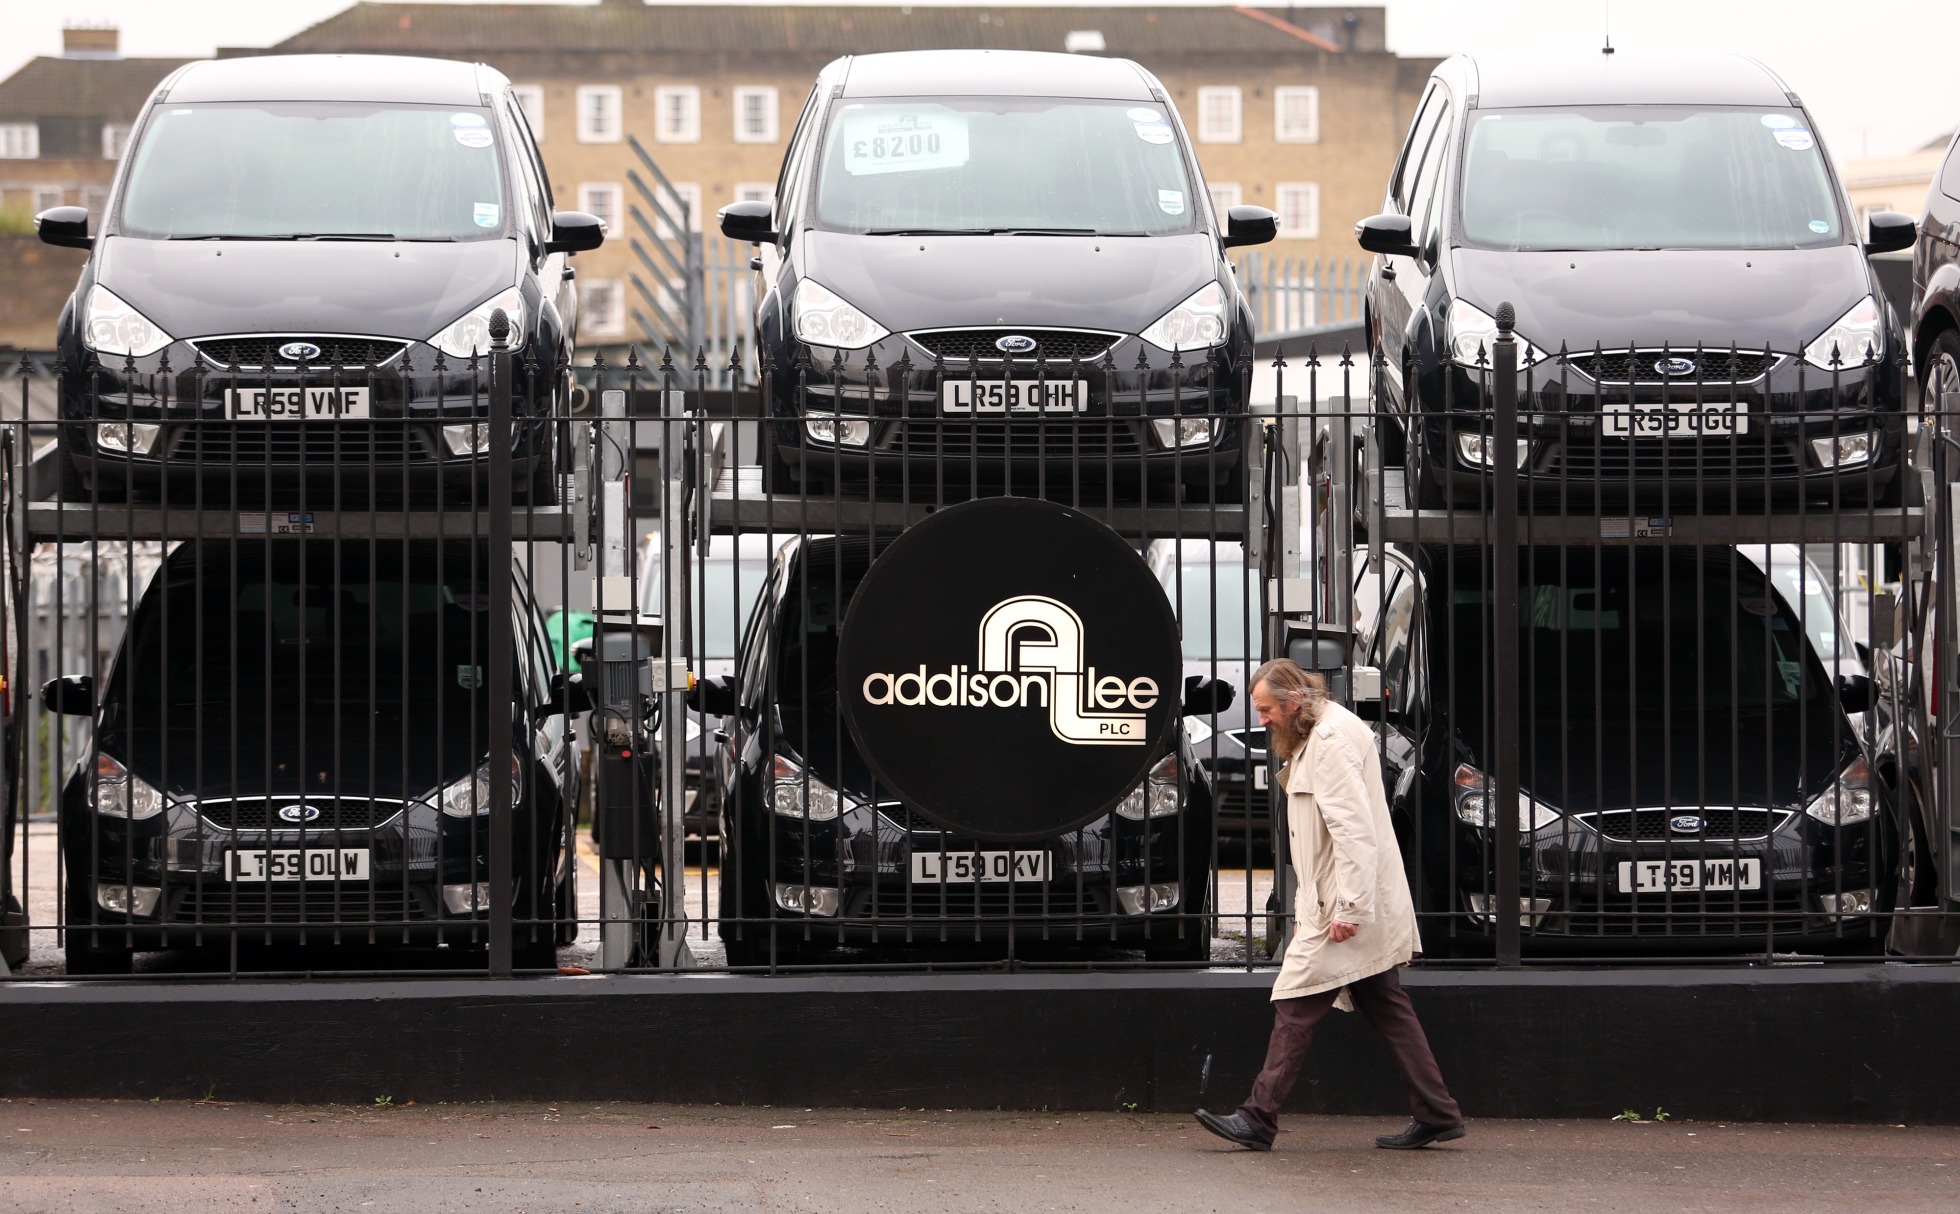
{"left": 1654, "top": 356, "right": 1697, "bottom": 378}
{"left": 278, "top": 803, "right": 323, "bottom": 824}
{"left": 995, "top": 334, "right": 1038, "bottom": 355}
{"left": 278, "top": 341, "right": 323, "bottom": 362}
{"left": 1669, "top": 814, "right": 1704, "bottom": 834}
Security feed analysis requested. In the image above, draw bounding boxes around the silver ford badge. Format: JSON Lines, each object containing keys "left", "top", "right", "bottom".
{"left": 995, "top": 334, "right": 1038, "bottom": 355}
{"left": 1668, "top": 814, "right": 1704, "bottom": 834}
{"left": 1654, "top": 356, "right": 1696, "bottom": 377}
{"left": 278, "top": 341, "right": 324, "bottom": 362}
{"left": 278, "top": 803, "right": 323, "bottom": 824}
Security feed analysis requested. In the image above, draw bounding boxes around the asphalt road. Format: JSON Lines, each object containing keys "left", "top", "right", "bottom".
{"left": 0, "top": 1100, "right": 1954, "bottom": 1213}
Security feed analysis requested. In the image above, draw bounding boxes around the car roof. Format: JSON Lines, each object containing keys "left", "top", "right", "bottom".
{"left": 839, "top": 50, "right": 1157, "bottom": 101}
{"left": 1463, "top": 49, "right": 1795, "bottom": 109}
{"left": 164, "top": 55, "right": 500, "bottom": 106}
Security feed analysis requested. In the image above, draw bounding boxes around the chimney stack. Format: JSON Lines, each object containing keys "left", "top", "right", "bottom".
{"left": 62, "top": 24, "right": 121, "bottom": 59}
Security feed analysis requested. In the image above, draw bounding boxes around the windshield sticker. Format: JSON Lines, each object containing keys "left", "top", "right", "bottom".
{"left": 456, "top": 665, "right": 485, "bottom": 691}
{"left": 1809, "top": 219, "right": 1830, "bottom": 234}
{"left": 473, "top": 202, "right": 500, "bottom": 228}
{"left": 840, "top": 109, "right": 970, "bottom": 176}
{"left": 1774, "top": 128, "right": 1815, "bottom": 151}
{"left": 1127, "top": 107, "right": 1165, "bottom": 123}
{"left": 1158, "top": 189, "right": 1185, "bottom": 216}
{"left": 1133, "top": 121, "right": 1174, "bottom": 145}
{"left": 1760, "top": 113, "right": 1797, "bottom": 129}
{"left": 451, "top": 113, "right": 488, "bottom": 128}
{"left": 454, "top": 126, "right": 494, "bottom": 149}
{"left": 1776, "top": 659, "right": 1803, "bottom": 699}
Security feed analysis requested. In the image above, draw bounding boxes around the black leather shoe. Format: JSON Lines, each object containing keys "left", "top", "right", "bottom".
{"left": 1194, "top": 1108, "right": 1273, "bottom": 1151}
{"left": 1375, "top": 1120, "right": 1466, "bottom": 1149}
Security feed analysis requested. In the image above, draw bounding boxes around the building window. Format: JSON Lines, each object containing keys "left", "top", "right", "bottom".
{"left": 656, "top": 86, "right": 701, "bottom": 143}
{"left": 81, "top": 186, "right": 108, "bottom": 215}
{"left": 1274, "top": 182, "right": 1320, "bottom": 239}
{"left": 101, "top": 123, "right": 130, "bottom": 160}
{"left": 1207, "top": 182, "right": 1243, "bottom": 221}
{"left": 1196, "top": 87, "right": 1241, "bottom": 144}
{"left": 1275, "top": 87, "right": 1320, "bottom": 144}
{"left": 734, "top": 181, "right": 775, "bottom": 206}
{"left": 0, "top": 124, "right": 39, "bottom": 160}
{"left": 577, "top": 183, "right": 623, "bottom": 234}
{"left": 576, "top": 85, "right": 622, "bottom": 143}
{"left": 512, "top": 86, "right": 545, "bottom": 139}
{"left": 655, "top": 182, "right": 702, "bottom": 238}
{"left": 32, "top": 186, "right": 64, "bottom": 214}
{"left": 583, "top": 280, "right": 625, "bottom": 337}
{"left": 733, "top": 86, "right": 779, "bottom": 144}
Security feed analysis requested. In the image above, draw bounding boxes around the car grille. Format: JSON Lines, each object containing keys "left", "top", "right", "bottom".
{"left": 881, "top": 418, "right": 1144, "bottom": 459}
{"left": 1212, "top": 784, "right": 1270, "bottom": 833}
{"left": 1547, "top": 893, "right": 1810, "bottom": 938}
{"left": 1223, "top": 727, "right": 1268, "bottom": 753}
{"left": 191, "top": 336, "right": 409, "bottom": 369}
{"left": 908, "top": 329, "right": 1119, "bottom": 364}
{"left": 167, "top": 886, "right": 430, "bottom": 926}
{"left": 197, "top": 798, "right": 407, "bottom": 832}
{"left": 1540, "top": 435, "right": 1802, "bottom": 481}
{"left": 1563, "top": 351, "right": 1777, "bottom": 384}
{"left": 1579, "top": 808, "right": 1789, "bottom": 842}
{"left": 169, "top": 422, "right": 438, "bottom": 464}
{"left": 846, "top": 883, "right": 1109, "bottom": 920}
{"left": 878, "top": 803, "right": 947, "bottom": 833}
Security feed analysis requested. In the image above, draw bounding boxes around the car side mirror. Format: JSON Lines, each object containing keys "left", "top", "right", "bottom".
{"left": 1864, "top": 210, "right": 1916, "bottom": 256}
{"left": 545, "top": 210, "right": 606, "bottom": 254}
{"left": 40, "top": 674, "right": 94, "bottom": 715}
{"left": 1838, "top": 673, "right": 1873, "bottom": 714}
{"left": 688, "top": 674, "right": 739, "bottom": 719}
{"left": 1180, "top": 675, "right": 1236, "bottom": 718}
{"left": 718, "top": 199, "right": 776, "bottom": 244}
{"left": 36, "top": 206, "right": 91, "bottom": 250}
{"left": 1220, "top": 204, "right": 1278, "bottom": 249}
{"left": 1354, "top": 212, "right": 1417, "bottom": 258}
{"left": 533, "top": 670, "right": 592, "bottom": 721}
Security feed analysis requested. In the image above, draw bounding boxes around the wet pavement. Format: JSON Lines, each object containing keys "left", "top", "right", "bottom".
{"left": 0, "top": 1099, "right": 1954, "bottom": 1213}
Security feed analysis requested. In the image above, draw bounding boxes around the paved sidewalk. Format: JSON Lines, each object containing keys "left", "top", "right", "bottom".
{"left": 0, "top": 1100, "right": 1955, "bottom": 1213}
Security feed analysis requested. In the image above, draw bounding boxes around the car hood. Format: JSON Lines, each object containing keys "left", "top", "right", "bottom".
{"left": 93, "top": 235, "right": 519, "bottom": 343}
{"left": 797, "top": 230, "right": 1219, "bottom": 335}
{"left": 101, "top": 713, "right": 484, "bottom": 802}
{"left": 1449, "top": 245, "right": 1875, "bottom": 353}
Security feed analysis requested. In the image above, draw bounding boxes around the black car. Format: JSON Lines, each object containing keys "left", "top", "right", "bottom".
{"left": 1910, "top": 128, "right": 1960, "bottom": 410}
{"left": 1350, "top": 542, "right": 1896, "bottom": 952}
{"left": 1355, "top": 49, "right": 1917, "bottom": 507}
{"left": 36, "top": 53, "right": 602, "bottom": 505}
{"left": 45, "top": 539, "right": 578, "bottom": 973}
{"left": 695, "top": 534, "right": 1218, "bottom": 964}
{"left": 717, "top": 49, "right": 1275, "bottom": 504}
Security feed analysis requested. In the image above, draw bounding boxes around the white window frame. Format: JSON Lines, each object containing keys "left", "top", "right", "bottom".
{"left": 1206, "top": 182, "right": 1243, "bottom": 223}
{"left": 575, "top": 85, "right": 622, "bottom": 144}
{"left": 577, "top": 182, "right": 623, "bottom": 234}
{"left": 655, "top": 85, "right": 701, "bottom": 144}
{"left": 582, "top": 279, "right": 625, "bottom": 338}
{"left": 734, "top": 182, "right": 776, "bottom": 206}
{"left": 656, "top": 182, "right": 702, "bottom": 237}
{"left": 1196, "top": 87, "right": 1241, "bottom": 144}
{"left": 733, "top": 86, "right": 779, "bottom": 144}
{"left": 101, "top": 123, "right": 130, "bottom": 160}
{"left": 31, "top": 185, "right": 64, "bottom": 214}
{"left": 1274, "top": 86, "right": 1320, "bottom": 144}
{"left": 0, "top": 123, "right": 39, "bottom": 160}
{"left": 1274, "top": 182, "right": 1320, "bottom": 240}
{"left": 511, "top": 86, "right": 545, "bottom": 140}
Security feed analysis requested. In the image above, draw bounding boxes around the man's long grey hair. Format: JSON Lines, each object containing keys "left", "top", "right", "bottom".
{"left": 1251, "top": 657, "right": 1329, "bottom": 761}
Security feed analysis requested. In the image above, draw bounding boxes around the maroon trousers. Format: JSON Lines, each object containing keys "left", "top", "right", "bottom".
{"left": 1235, "top": 966, "right": 1462, "bottom": 1138}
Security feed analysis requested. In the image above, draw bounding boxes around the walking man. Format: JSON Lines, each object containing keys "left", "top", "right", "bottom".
{"left": 1196, "top": 658, "right": 1465, "bottom": 1151}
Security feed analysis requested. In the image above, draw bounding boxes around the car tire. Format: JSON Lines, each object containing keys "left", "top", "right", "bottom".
{"left": 62, "top": 886, "right": 135, "bottom": 975}
{"left": 552, "top": 850, "right": 578, "bottom": 947}
{"left": 1143, "top": 920, "right": 1212, "bottom": 963}
{"left": 765, "top": 434, "right": 802, "bottom": 498}
{"left": 1370, "top": 341, "right": 1407, "bottom": 468}
{"left": 1406, "top": 419, "right": 1450, "bottom": 510}
{"left": 513, "top": 933, "right": 559, "bottom": 971}
{"left": 1918, "top": 327, "right": 1960, "bottom": 415}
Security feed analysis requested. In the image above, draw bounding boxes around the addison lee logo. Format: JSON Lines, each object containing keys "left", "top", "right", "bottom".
{"left": 839, "top": 498, "right": 1181, "bottom": 841}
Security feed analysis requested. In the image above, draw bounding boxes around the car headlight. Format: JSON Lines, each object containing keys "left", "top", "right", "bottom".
{"left": 1448, "top": 298, "right": 1542, "bottom": 368}
{"left": 1802, "top": 295, "right": 1882, "bottom": 370}
{"left": 767, "top": 754, "right": 843, "bottom": 822}
{"left": 1139, "top": 282, "right": 1228, "bottom": 352}
{"left": 1115, "top": 752, "right": 1182, "bottom": 820}
{"left": 83, "top": 285, "right": 173, "bottom": 358}
{"left": 1803, "top": 756, "right": 1875, "bottom": 826}
{"left": 438, "top": 756, "right": 523, "bottom": 818}
{"left": 793, "top": 279, "right": 888, "bottom": 350}
{"left": 90, "top": 752, "right": 165, "bottom": 820}
{"left": 431, "top": 286, "right": 526, "bottom": 359}
{"left": 1452, "top": 763, "right": 1560, "bottom": 830}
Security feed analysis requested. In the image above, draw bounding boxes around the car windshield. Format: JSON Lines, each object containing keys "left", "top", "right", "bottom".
{"left": 642, "top": 557, "right": 769, "bottom": 661}
{"left": 118, "top": 103, "right": 508, "bottom": 241}
{"left": 811, "top": 97, "right": 1198, "bottom": 236}
{"left": 1175, "top": 564, "right": 1257, "bottom": 661}
{"left": 1458, "top": 106, "right": 1842, "bottom": 251}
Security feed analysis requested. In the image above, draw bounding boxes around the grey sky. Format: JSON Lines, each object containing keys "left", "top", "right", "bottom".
{"left": 2, "top": 0, "right": 1954, "bottom": 160}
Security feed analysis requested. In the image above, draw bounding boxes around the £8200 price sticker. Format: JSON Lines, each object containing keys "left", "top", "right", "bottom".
{"left": 841, "top": 108, "right": 970, "bottom": 177}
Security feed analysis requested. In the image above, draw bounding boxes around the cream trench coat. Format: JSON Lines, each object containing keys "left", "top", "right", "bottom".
{"left": 1271, "top": 700, "right": 1420, "bottom": 1007}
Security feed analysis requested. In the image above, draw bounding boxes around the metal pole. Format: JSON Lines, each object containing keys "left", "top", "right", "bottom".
{"left": 658, "top": 386, "right": 694, "bottom": 968}
{"left": 1491, "top": 303, "right": 1522, "bottom": 967}
{"left": 486, "top": 310, "right": 517, "bottom": 975}
{"left": 595, "top": 386, "right": 634, "bottom": 971}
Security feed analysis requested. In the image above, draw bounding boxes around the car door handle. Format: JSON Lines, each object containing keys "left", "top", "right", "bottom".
{"left": 749, "top": 257, "right": 763, "bottom": 271}
{"left": 562, "top": 268, "right": 576, "bottom": 281}
{"left": 1380, "top": 263, "right": 1396, "bottom": 281}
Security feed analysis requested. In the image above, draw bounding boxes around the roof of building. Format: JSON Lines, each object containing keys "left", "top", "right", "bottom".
{"left": 1467, "top": 49, "right": 1792, "bottom": 109}
{"left": 166, "top": 54, "right": 498, "bottom": 105}
{"left": 0, "top": 55, "right": 193, "bottom": 120}
{"left": 266, "top": 3, "right": 1363, "bottom": 60}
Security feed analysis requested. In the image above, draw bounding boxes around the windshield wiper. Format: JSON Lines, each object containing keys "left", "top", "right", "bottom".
{"left": 862, "top": 227, "right": 994, "bottom": 236}
{"left": 163, "top": 232, "right": 398, "bottom": 241}
{"left": 862, "top": 226, "right": 1128, "bottom": 237}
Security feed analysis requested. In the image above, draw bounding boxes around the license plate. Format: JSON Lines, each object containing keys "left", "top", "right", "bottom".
{"left": 1253, "top": 766, "right": 1269, "bottom": 791}
{"left": 910, "top": 850, "right": 1051, "bottom": 883}
{"left": 940, "top": 380, "right": 1086, "bottom": 415}
{"left": 225, "top": 848, "right": 371, "bottom": 882}
{"left": 225, "top": 386, "right": 371, "bottom": 420}
{"left": 1617, "top": 858, "right": 1761, "bottom": 893}
{"left": 1602, "top": 400, "right": 1747, "bottom": 437}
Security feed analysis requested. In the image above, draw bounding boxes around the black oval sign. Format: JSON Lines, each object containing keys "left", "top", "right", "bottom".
{"left": 838, "top": 497, "right": 1181, "bottom": 842}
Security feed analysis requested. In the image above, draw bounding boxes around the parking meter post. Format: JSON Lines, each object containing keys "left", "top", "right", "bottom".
{"left": 658, "top": 387, "right": 694, "bottom": 969}
{"left": 487, "top": 311, "right": 516, "bottom": 976}
{"left": 1491, "top": 303, "right": 1522, "bottom": 968}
